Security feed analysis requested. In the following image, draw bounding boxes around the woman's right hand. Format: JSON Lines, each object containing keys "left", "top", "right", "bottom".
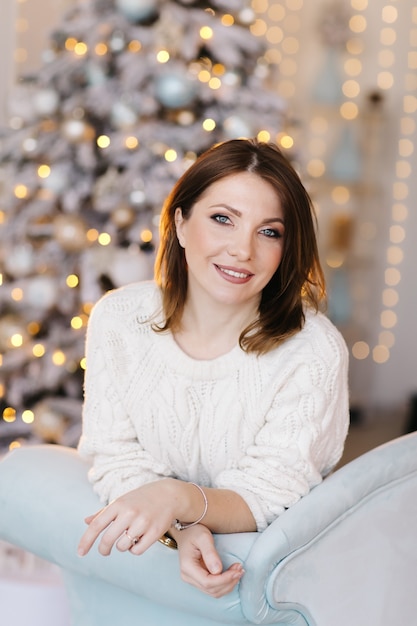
{"left": 174, "top": 524, "right": 245, "bottom": 598}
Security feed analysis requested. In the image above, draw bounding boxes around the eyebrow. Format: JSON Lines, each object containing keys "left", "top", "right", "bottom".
{"left": 209, "top": 203, "right": 285, "bottom": 225}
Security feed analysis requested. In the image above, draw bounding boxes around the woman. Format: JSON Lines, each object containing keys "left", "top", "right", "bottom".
{"left": 77, "top": 139, "right": 349, "bottom": 598}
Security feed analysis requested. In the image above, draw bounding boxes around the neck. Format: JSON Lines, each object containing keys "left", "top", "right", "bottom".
{"left": 174, "top": 294, "right": 259, "bottom": 360}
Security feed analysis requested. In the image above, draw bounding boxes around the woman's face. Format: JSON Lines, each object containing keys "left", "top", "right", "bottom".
{"left": 175, "top": 171, "right": 285, "bottom": 312}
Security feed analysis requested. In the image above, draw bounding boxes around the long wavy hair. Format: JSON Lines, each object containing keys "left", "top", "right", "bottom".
{"left": 154, "top": 138, "right": 326, "bottom": 354}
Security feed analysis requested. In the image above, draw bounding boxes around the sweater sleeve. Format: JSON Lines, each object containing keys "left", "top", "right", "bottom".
{"left": 77, "top": 293, "right": 173, "bottom": 504}
{"left": 214, "top": 318, "right": 350, "bottom": 532}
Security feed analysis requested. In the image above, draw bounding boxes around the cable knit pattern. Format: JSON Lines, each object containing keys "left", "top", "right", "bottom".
{"left": 78, "top": 281, "right": 349, "bottom": 531}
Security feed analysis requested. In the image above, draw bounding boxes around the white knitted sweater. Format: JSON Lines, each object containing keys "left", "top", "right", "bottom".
{"left": 78, "top": 281, "right": 349, "bottom": 531}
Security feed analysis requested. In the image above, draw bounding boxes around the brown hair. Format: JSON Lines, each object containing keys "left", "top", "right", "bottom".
{"left": 154, "top": 138, "right": 326, "bottom": 354}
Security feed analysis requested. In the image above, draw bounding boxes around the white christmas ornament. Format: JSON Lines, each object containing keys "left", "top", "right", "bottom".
{"left": 61, "top": 119, "right": 89, "bottom": 143}
{"left": 155, "top": 73, "right": 197, "bottom": 109}
{"left": 111, "top": 101, "right": 138, "bottom": 129}
{"left": 3, "top": 244, "right": 34, "bottom": 278}
{"left": 25, "top": 276, "right": 58, "bottom": 310}
{"left": 223, "top": 115, "right": 253, "bottom": 139}
{"left": 115, "top": 0, "right": 158, "bottom": 22}
{"left": 33, "top": 88, "right": 60, "bottom": 117}
{"left": 40, "top": 166, "right": 70, "bottom": 194}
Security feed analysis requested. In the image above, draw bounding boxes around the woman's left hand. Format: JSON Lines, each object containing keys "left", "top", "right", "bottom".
{"left": 77, "top": 480, "right": 177, "bottom": 557}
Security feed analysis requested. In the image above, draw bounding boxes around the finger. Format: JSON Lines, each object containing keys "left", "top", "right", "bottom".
{"left": 182, "top": 564, "right": 244, "bottom": 598}
{"left": 78, "top": 508, "right": 120, "bottom": 556}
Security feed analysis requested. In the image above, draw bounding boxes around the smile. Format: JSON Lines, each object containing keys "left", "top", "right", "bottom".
{"left": 215, "top": 265, "right": 253, "bottom": 279}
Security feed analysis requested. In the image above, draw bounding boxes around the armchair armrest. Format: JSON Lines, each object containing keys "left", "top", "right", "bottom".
{"left": 240, "top": 432, "right": 417, "bottom": 625}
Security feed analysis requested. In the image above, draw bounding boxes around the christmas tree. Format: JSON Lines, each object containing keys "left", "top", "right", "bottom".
{"left": 0, "top": 0, "right": 287, "bottom": 450}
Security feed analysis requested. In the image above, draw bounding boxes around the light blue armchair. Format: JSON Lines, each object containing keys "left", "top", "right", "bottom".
{"left": 0, "top": 432, "right": 416, "bottom": 626}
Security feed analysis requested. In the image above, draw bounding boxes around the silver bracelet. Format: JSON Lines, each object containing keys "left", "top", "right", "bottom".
{"left": 172, "top": 482, "right": 208, "bottom": 531}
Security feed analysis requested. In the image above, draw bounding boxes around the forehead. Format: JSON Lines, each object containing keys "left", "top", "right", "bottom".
{"left": 199, "top": 171, "right": 282, "bottom": 207}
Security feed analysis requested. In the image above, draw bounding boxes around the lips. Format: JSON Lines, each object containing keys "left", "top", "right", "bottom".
{"left": 215, "top": 264, "right": 254, "bottom": 280}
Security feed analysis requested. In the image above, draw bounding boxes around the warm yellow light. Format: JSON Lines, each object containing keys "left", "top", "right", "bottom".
{"left": 382, "top": 288, "right": 399, "bottom": 307}
{"left": 268, "top": 3, "right": 286, "bottom": 20}
{"left": 37, "top": 164, "right": 51, "bottom": 179}
{"left": 392, "top": 182, "right": 409, "bottom": 200}
{"left": 380, "top": 309, "right": 397, "bottom": 329}
{"left": 349, "top": 15, "right": 367, "bottom": 33}
{"left": 125, "top": 136, "right": 139, "bottom": 149}
{"left": 33, "top": 344, "right": 45, "bottom": 357}
{"left": 379, "top": 330, "right": 395, "bottom": 348}
{"left": 212, "top": 64, "right": 225, "bottom": 76}
{"left": 342, "top": 80, "right": 360, "bottom": 98}
{"left": 3, "top": 407, "right": 17, "bottom": 423}
{"left": 156, "top": 50, "right": 170, "bottom": 63}
{"left": 27, "top": 322, "right": 40, "bottom": 335}
{"left": 344, "top": 58, "right": 362, "bottom": 76}
{"left": 66, "top": 274, "right": 79, "bottom": 288}
{"left": 346, "top": 38, "right": 364, "bottom": 55}
{"left": 208, "top": 77, "right": 221, "bottom": 90}
{"left": 52, "top": 350, "right": 66, "bottom": 366}
{"left": 74, "top": 42, "right": 88, "bottom": 56}
{"left": 9, "top": 441, "right": 21, "bottom": 451}
{"left": 128, "top": 40, "right": 142, "bottom": 53}
{"left": 382, "top": 5, "right": 398, "bottom": 23}
{"left": 80, "top": 357, "right": 87, "bottom": 370}
{"left": 257, "top": 130, "right": 271, "bottom": 142}
{"left": 22, "top": 410, "right": 35, "bottom": 424}
{"left": 141, "top": 229, "right": 153, "bottom": 243}
{"left": 331, "top": 186, "right": 350, "bottom": 204}
{"left": 377, "top": 71, "right": 394, "bottom": 90}
{"left": 200, "top": 26, "right": 213, "bottom": 40}
{"left": 95, "top": 43, "right": 108, "bottom": 56}
{"left": 306, "top": 159, "right": 326, "bottom": 178}
{"left": 221, "top": 14, "right": 234, "bottom": 26}
{"left": 282, "top": 36, "right": 299, "bottom": 54}
{"left": 398, "top": 139, "right": 414, "bottom": 157}
{"left": 87, "top": 228, "right": 99, "bottom": 242}
{"left": 350, "top": 0, "right": 368, "bottom": 10}
{"left": 403, "top": 95, "right": 417, "bottom": 114}
{"left": 14, "top": 184, "right": 28, "bottom": 199}
{"left": 98, "top": 232, "right": 111, "bottom": 246}
{"left": 202, "top": 118, "right": 216, "bottom": 131}
{"left": 250, "top": 19, "right": 268, "bottom": 37}
{"left": 373, "top": 345, "right": 390, "bottom": 363}
{"left": 340, "top": 101, "right": 359, "bottom": 120}
{"left": 71, "top": 316, "right": 83, "bottom": 330}
{"left": 389, "top": 225, "right": 406, "bottom": 244}
{"left": 392, "top": 203, "right": 408, "bottom": 221}
{"left": 387, "top": 246, "right": 404, "bottom": 265}
{"left": 165, "top": 149, "right": 177, "bottom": 162}
{"left": 97, "top": 135, "right": 111, "bottom": 148}
{"left": 352, "top": 341, "right": 370, "bottom": 360}
{"left": 11, "top": 334, "right": 23, "bottom": 348}
{"left": 380, "top": 28, "right": 396, "bottom": 46}
{"left": 198, "top": 70, "right": 211, "bottom": 83}
{"left": 65, "top": 37, "right": 77, "bottom": 51}
{"left": 266, "top": 26, "right": 284, "bottom": 45}
{"left": 279, "top": 134, "right": 294, "bottom": 149}
{"left": 385, "top": 267, "right": 401, "bottom": 286}
{"left": 11, "top": 288, "right": 23, "bottom": 301}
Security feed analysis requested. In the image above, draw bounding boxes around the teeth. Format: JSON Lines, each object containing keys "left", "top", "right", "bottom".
{"left": 219, "top": 267, "right": 249, "bottom": 279}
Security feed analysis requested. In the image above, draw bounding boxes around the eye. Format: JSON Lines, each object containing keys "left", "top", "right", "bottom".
{"left": 211, "top": 214, "right": 232, "bottom": 225}
{"left": 260, "top": 227, "right": 282, "bottom": 239}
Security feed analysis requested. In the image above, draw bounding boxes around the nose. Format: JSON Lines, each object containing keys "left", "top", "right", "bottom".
{"left": 227, "top": 230, "right": 253, "bottom": 261}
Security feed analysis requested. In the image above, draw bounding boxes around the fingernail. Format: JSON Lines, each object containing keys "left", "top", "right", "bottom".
{"left": 77, "top": 548, "right": 85, "bottom": 557}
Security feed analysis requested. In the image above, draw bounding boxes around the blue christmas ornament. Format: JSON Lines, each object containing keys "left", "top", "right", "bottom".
{"left": 115, "top": 0, "right": 158, "bottom": 23}
{"left": 155, "top": 73, "right": 197, "bottom": 109}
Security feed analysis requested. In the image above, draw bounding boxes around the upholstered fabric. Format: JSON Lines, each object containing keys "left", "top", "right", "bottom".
{"left": 0, "top": 432, "right": 416, "bottom": 626}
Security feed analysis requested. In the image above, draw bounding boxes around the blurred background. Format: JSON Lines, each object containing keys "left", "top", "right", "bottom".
{"left": 0, "top": 0, "right": 416, "bottom": 457}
